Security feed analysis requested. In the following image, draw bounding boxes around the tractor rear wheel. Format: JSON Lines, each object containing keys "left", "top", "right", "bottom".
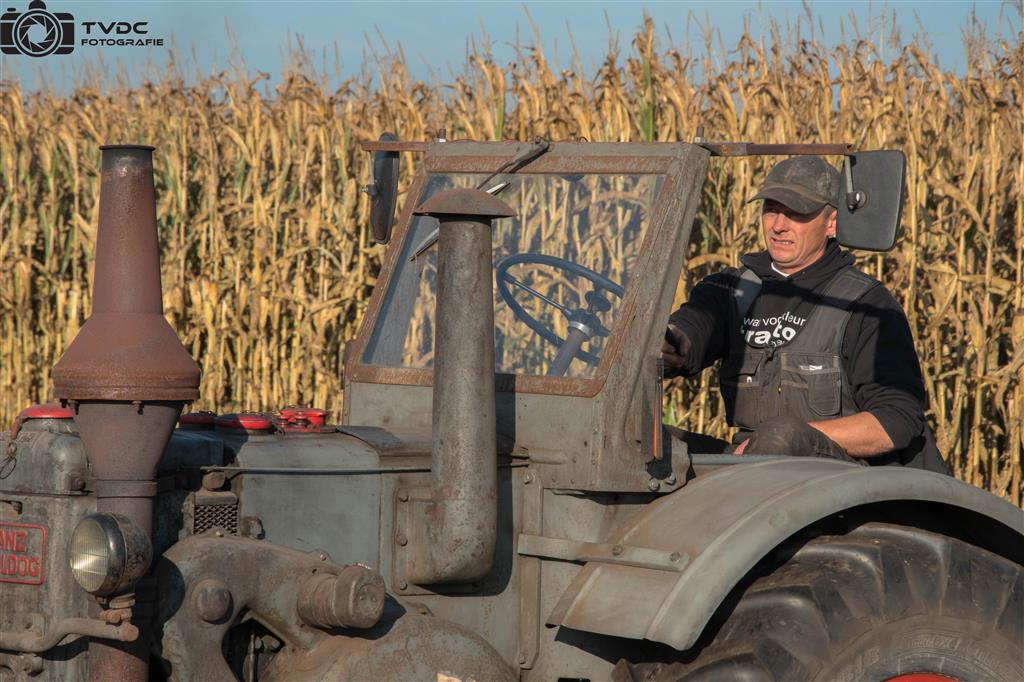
{"left": 614, "top": 523, "right": 1024, "bottom": 681}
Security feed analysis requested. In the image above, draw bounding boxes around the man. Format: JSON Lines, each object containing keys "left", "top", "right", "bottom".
{"left": 661, "top": 156, "right": 948, "bottom": 472}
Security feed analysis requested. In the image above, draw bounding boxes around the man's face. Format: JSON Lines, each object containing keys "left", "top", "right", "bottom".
{"left": 761, "top": 200, "right": 837, "bottom": 274}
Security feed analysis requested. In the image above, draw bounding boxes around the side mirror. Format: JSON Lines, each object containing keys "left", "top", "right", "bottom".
{"left": 836, "top": 150, "right": 906, "bottom": 252}
{"left": 366, "top": 132, "right": 400, "bottom": 244}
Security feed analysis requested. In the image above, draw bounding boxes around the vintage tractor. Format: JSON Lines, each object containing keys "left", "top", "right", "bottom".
{"left": 0, "top": 139, "right": 1021, "bottom": 681}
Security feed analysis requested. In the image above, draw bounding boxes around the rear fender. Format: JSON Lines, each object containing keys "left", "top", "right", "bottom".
{"left": 546, "top": 458, "right": 1024, "bottom": 651}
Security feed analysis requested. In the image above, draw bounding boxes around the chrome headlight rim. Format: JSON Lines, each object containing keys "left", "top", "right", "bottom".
{"left": 69, "top": 512, "right": 152, "bottom": 597}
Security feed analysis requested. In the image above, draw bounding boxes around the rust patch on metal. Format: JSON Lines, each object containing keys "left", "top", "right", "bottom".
{"left": 414, "top": 186, "right": 517, "bottom": 219}
{"left": 403, "top": 193, "right": 502, "bottom": 586}
{"left": 53, "top": 145, "right": 200, "bottom": 402}
{"left": 346, "top": 364, "right": 604, "bottom": 397}
{"left": 51, "top": 144, "right": 200, "bottom": 500}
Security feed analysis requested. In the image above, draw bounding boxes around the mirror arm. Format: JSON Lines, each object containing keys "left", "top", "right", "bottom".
{"left": 358, "top": 140, "right": 430, "bottom": 152}
{"left": 842, "top": 155, "right": 866, "bottom": 211}
{"left": 698, "top": 142, "right": 852, "bottom": 156}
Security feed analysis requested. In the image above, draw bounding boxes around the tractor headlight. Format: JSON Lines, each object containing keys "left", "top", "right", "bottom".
{"left": 69, "top": 513, "right": 152, "bottom": 596}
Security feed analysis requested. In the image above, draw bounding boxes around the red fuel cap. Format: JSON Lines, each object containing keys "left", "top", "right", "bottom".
{"left": 11, "top": 403, "right": 75, "bottom": 438}
{"left": 277, "top": 406, "right": 329, "bottom": 431}
{"left": 19, "top": 404, "right": 75, "bottom": 420}
{"left": 178, "top": 411, "right": 216, "bottom": 429}
{"left": 214, "top": 412, "right": 275, "bottom": 432}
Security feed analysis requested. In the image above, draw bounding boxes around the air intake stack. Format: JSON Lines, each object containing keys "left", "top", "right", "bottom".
{"left": 52, "top": 145, "right": 201, "bottom": 681}
{"left": 406, "top": 188, "right": 514, "bottom": 585}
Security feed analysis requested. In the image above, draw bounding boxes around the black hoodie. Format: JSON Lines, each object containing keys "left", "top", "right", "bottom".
{"left": 668, "top": 240, "right": 927, "bottom": 451}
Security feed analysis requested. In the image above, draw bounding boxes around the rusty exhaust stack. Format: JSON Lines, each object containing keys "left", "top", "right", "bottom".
{"left": 52, "top": 145, "right": 200, "bottom": 681}
{"left": 406, "top": 188, "right": 514, "bottom": 585}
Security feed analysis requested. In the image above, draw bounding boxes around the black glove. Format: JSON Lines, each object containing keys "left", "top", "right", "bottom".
{"left": 660, "top": 324, "right": 692, "bottom": 378}
{"left": 739, "top": 417, "right": 864, "bottom": 465}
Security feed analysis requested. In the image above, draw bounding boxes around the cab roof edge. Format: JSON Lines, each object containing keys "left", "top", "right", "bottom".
{"left": 358, "top": 139, "right": 854, "bottom": 157}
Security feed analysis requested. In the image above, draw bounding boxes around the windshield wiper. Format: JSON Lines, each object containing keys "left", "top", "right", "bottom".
{"left": 409, "top": 138, "right": 550, "bottom": 262}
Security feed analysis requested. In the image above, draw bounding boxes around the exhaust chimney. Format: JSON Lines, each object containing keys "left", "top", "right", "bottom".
{"left": 52, "top": 145, "right": 200, "bottom": 681}
{"left": 406, "top": 188, "right": 514, "bottom": 585}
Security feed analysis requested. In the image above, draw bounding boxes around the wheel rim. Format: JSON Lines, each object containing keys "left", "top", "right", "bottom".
{"left": 885, "top": 674, "right": 961, "bottom": 682}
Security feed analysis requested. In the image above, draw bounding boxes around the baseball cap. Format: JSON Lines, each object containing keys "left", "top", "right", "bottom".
{"left": 748, "top": 156, "right": 840, "bottom": 213}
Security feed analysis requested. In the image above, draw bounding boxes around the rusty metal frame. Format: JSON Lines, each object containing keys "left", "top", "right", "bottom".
{"left": 698, "top": 141, "right": 851, "bottom": 157}
{"left": 346, "top": 142, "right": 694, "bottom": 397}
{"left": 359, "top": 139, "right": 853, "bottom": 158}
{"left": 0, "top": 617, "right": 137, "bottom": 653}
{"left": 360, "top": 140, "right": 430, "bottom": 152}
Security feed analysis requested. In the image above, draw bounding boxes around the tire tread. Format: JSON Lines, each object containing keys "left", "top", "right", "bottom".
{"left": 615, "top": 522, "right": 1023, "bottom": 681}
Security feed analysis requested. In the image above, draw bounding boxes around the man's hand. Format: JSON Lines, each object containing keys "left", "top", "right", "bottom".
{"left": 809, "top": 412, "right": 894, "bottom": 457}
{"left": 731, "top": 416, "right": 859, "bottom": 463}
{"left": 661, "top": 324, "right": 688, "bottom": 374}
{"left": 732, "top": 414, "right": 894, "bottom": 463}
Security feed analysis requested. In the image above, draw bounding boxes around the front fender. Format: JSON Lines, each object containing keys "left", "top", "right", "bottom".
{"left": 546, "top": 457, "right": 1024, "bottom": 651}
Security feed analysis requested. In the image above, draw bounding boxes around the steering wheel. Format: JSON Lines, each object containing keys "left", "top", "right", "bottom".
{"left": 495, "top": 253, "right": 625, "bottom": 370}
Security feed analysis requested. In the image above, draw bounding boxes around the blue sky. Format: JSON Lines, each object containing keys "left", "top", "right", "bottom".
{"left": 0, "top": 1, "right": 1018, "bottom": 92}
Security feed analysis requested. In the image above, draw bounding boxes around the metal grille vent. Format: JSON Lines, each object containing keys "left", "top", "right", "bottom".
{"left": 194, "top": 501, "right": 239, "bottom": 535}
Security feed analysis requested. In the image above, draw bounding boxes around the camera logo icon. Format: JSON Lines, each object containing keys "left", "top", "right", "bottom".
{"left": 1, "top": 0, "right": 75, "bottom": 57}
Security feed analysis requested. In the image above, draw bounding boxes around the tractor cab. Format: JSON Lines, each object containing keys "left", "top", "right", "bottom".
{"left": 344, "top": 138, "right": 902, "bottom": 492}
{"left": 345, "top": 140, "right": 708, "bottom": 493}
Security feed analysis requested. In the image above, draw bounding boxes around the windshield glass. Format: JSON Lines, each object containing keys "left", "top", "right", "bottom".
{"left": 363, "top": 172, "right": 661, "bottom": 378}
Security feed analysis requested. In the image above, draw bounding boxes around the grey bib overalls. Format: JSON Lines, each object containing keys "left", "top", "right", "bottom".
{"left": 720, "top": 266, "right": 875, "bottom": 430}
{"left": 718, "top": 265, "right": 949, "bottom": 473}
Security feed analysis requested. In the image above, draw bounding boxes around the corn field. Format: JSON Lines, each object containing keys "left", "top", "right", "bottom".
{"left": 0, "top": 17, "right": 1020, "bottom": 505}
